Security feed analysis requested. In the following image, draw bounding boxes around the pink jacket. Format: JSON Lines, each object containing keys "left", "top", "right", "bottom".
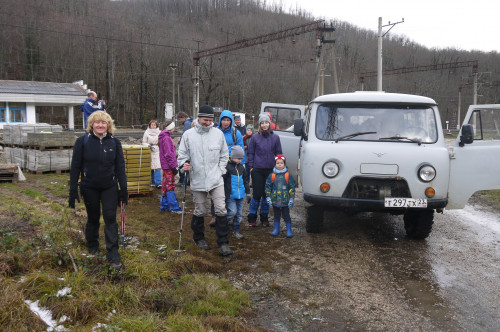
{"left": 158, "top": 130, "right": 178, "bottom": 170}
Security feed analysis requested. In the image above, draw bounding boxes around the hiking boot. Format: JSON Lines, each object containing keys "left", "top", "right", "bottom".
{"left": 110, "top": 262, "right": 122, "bottom": 271}
{"left": 233, "top": 232, "right": 244, "bottom": 240}
{"left": 219, "top": 243, "right": 233, "bottom": 256}
{"left": 248, "top": 222, "right": 257, "bottom": 227}
{"left": 262, "top": 221, "right": 270, "bottom": 227}
{"left": 209, "top": 218, "right": 216, "bottom": 227}
{"left": 170, "top": 210, "right": 183, "bottom": 215}
{"left": 194, "top": 239, "right": 210, "bottom": 250}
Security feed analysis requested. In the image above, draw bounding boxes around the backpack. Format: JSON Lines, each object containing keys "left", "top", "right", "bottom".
{"left": 271, "top": 171, "right": 289, "bottom": 184}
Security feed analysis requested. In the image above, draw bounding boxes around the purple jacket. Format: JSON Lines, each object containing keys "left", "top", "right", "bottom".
{"left": 158, "top": 130, "right": 177, "bottom": 170}
{"left": 247, "top": 131, "right": 282, "bottom": 169}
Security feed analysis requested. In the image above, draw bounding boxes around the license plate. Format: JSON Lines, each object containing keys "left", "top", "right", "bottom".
{"left": 384, "top": 197, "right": 427, "bottom": 208}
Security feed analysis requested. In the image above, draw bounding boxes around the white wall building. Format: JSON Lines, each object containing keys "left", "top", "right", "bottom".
{"left": 0, "top": 80, "right": 87, "bottom": 130}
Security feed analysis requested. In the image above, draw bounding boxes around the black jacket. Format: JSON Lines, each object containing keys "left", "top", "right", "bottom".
{"left": 70, "top": 132, "right": 127, "bottom": 192}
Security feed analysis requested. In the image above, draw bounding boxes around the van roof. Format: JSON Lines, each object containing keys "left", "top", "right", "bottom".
{"left": 312, "top": 92, "right": 437, "bottom": 105}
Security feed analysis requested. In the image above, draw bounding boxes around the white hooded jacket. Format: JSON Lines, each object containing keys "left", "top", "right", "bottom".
{"left": 177, "top": 120, "right": 228, "bottom": 192}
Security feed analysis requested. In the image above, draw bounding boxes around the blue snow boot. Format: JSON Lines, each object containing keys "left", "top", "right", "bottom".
{"left": 271, "top": 221, "right": 280, "bottom": 236}
{"left": 286, "top": 222, "right": 293, "bottom": 238}
{"left": 167, "top": 191, "right": 182, "bottom": 211}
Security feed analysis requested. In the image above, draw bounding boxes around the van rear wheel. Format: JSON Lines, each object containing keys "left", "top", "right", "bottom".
{"left": 403, "top": 209, "right": 434, "bottom": 239}
{"left": 306, "top": 206, "right": 324, "bottom": 233}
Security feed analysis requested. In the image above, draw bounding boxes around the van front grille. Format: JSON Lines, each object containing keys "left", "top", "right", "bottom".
{"left": 342, "top": 177, "right": 411, "bottom": 200}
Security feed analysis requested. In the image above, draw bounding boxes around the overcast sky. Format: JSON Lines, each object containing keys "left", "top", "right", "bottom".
{"left": 280, "top": 0, "right": 499, "bottom": 53}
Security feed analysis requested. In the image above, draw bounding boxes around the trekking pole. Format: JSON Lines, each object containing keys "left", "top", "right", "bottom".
{"left": 176, "top": 162, "right": 190, "bottom": 253}
{"left": 120, "top": 201, "right": 127, "bottom": 248}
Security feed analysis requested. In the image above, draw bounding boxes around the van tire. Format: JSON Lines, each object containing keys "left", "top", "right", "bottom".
{"left": 306, "top": 206, "right": 324, "bottom": 233}
{"left": 403, "top": 209, "right": 434, "bottom": 239}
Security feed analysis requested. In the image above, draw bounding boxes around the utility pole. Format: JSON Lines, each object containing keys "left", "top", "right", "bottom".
{"left": 377, "top": 17, "right": 404, "bottom": 91}
{"left": 169, "top": 63, "right": 178, "bottom": 119}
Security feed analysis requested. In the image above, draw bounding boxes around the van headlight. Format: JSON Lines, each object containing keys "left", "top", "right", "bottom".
{"left": 323, "top": 161, "right": 339, "bottom": 178}
{"left": 418, "top": 165, "right": 436, "bottom": 182}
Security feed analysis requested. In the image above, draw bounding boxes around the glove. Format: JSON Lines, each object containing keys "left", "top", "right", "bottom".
{"left": 69, "top": 189, "right": 80, "bottom": 209}
{"left": 246, "top": 194, "right": 252, "bottom": 204}
{"left": 288, "top": 198, "right": 294, "bottom": 208}
{"left": 119, "top": 189, "right": 128, "bottom": 205}
{"left": 172, "top": 168, "right": 179, "bottom": 175}
{"left": 266, "top": 197, "right": 272, "bottom": 207}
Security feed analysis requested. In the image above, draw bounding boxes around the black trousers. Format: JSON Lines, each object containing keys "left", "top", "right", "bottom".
{"left": 80, "top": 184, "right": 120, "bottom": 263}
{"left": 251, "top": 168, "right": 273, "bottom": 201}
{"left": 273, "top": 206, "right": 291, "bottom": 223}
{"left": 191, "top": 215, "right": 229, "bottom": 247}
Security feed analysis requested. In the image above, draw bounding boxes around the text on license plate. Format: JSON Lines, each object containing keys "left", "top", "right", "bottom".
{"left": 384, "top": 198, "right": 427, "bottom": 208}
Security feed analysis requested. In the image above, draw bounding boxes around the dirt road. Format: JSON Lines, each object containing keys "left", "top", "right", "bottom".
{"left": 224, "top": 189, "right": 500, "bottom": 331}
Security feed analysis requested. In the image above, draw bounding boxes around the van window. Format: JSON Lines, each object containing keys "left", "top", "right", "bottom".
{"left": 315, "top": 104, "right": 438, "bottom": 143}
{"left": 468, "top": 109, "right": 500, "bottom": 140}
{"left": 263, "top": 106, "right": 301, "bottom": 131}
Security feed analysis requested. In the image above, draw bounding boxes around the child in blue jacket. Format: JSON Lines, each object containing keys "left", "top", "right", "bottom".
{"left": 265, "top": 154, "right": 296, "bottom": 238}
{"left": 223, "top": 146, "right": 251, "bottom": 239}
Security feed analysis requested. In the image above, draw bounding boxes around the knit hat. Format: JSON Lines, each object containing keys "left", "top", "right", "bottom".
{"left": 231, "top": 145, "right": 245, "bottom": 159}
{"left": 259, "top": 113, "right": 270, "bottom": 124}
{"left": 198, "top": 105, "right": 214, "bottom": 118}
{"left": 234, "top": 115, "right": 241, "bottom": 121}
{"left": 275, "top": 154, "right": 286, "bottom": 164}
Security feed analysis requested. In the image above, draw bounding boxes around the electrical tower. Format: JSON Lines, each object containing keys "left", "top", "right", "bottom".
{"left": 191, "top": 20, "right": 335, "bottom": 116}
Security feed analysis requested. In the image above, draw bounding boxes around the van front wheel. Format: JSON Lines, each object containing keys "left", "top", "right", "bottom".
{"left": 306, "top": 206, "right": 324, "bottom": 233}
{"left": 403, "top": 209, "right": 434, "bottom": 239}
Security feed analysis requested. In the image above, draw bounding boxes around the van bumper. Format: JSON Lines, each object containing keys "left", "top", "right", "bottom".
{"left": 303, "top": 194, "right": 448, "bottom": 211}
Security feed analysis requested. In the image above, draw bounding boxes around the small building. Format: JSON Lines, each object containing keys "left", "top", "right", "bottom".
{"left": 0, "top": 80, "right": 87, "bottom": 130}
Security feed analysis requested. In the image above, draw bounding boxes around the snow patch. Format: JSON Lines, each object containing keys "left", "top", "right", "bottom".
{"left": 56, "top": 287, "right": 72, "bottom": 297}
{"left": 25, "top": 300, "right": 68, "bottom": 331}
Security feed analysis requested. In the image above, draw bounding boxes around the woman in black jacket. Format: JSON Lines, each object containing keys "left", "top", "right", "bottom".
{"left": 69, "top": 111, "right": 127, "bottom": 270}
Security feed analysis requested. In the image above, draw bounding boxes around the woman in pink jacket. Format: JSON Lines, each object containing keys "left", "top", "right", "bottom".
{"left": 158, "top": 120, "right": 182, "bottom": 213}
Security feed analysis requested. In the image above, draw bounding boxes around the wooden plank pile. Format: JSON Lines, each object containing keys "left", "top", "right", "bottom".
{"left": 122, "top": 145, "right": 152, "bottom": 195}
{"left": 0, "top": 164, "right": 18, "bottom": 183}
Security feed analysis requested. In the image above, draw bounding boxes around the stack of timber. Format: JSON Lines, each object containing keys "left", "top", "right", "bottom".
{"left": 0, "top": 164, "right": 18, "bottom": 183}
{"left": 3, "top": 124, "right": 76, "bottom": 173}
{"left": 123, "top": 145, "right": 152, "bottom": 195}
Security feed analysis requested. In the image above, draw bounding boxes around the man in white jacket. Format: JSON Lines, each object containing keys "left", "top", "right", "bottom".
{"left": 178, "top": 105, "right": 232, "bottom": 256}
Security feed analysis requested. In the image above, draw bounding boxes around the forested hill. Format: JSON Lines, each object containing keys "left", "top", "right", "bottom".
{"left": 1, "top": 0, "right": 499, "bottom": 127}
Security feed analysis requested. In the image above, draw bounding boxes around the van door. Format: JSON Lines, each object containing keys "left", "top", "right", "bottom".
{"left": 447, "top": 105, "right": 500, "bottom": 209}
{"left": 260, "top": 103, "right": 305, "bottom": 180}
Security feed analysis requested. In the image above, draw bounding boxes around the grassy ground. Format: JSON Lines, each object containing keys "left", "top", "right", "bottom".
{"left": 0, "top": 173, "right": 257, "bottom": 331}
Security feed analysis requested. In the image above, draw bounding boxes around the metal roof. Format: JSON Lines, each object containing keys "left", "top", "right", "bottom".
{"left": 0, "top": 80, "right": 86, "bottom": 96}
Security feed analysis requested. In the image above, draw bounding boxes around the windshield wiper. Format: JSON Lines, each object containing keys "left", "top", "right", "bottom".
{"left": 379, "top": 136, "right": 422, "bottom": 145}
{"left": 335, "top": 131, "right": 377, "bottom": 143}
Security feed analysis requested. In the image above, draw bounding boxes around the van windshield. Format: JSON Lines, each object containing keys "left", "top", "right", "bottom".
{"left": 315, "top": 104, "right": 438, "bottom": 143}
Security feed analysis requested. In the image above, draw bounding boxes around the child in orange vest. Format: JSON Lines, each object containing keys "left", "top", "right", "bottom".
{"left": 265, "top": 154, "right": 296, "bottom": 237}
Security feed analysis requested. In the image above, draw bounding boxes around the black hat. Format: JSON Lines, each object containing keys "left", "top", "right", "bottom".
{"left": 198, "top": 105, "right": 214, "bottom": 118}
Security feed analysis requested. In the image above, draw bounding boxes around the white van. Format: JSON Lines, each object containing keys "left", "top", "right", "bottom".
{"left": 263, "top": 92, "right": 500, "bottom": 239}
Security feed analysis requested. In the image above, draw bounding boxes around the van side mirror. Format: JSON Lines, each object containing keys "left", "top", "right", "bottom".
{"left": 459, "top": 124, "right": 474, "bottom": 146}
{"left": 294, "top": 118, "right": 304, "bottom": 138}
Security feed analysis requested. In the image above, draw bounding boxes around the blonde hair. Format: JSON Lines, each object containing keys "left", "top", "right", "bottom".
{"left": 87, "top": 111, "right": 116, "bottom": 135}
